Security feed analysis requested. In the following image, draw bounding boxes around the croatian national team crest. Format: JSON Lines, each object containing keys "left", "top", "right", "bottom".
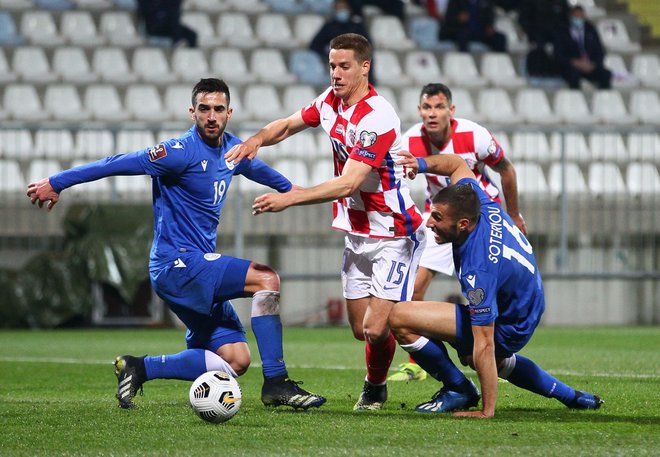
{"left": 359, "top": 131, "right": 377, "bottom": 148}
{"left": 148, "top": 144, "right": 167, "bottom": 162}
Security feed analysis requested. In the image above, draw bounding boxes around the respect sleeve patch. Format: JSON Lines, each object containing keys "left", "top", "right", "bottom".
{"left": 148, "top": 144, "right": 167, "bottom": 162}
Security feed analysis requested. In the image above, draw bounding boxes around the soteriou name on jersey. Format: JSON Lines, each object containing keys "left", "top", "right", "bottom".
{"left": 487, "top": 205, "right": 504, "bottom": 264}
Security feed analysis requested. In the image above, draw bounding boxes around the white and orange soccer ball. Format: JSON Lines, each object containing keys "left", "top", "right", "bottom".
{"left": 189, "top": 371, "right": 242, "bottom": 423}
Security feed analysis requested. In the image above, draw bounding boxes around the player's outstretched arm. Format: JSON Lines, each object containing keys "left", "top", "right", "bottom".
{"left": 397, "top": 151, "right": 475, "bottom": 184}
{"left": 27, "top": 177, "right": 60, "bottom": 211}
{"left": 225, "top": 111, "right": 309, "bottom": 164}
{"left": 490, "top": 157, "right": 527, "bottom": 235}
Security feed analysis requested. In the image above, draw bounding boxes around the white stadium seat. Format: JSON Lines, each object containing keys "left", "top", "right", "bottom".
{"left": 74, "top": 129, "right": 115, "bottom": 159}
{"left": 451, "top": 88, "right": 482, "bottom": 122}
{"left": 114, "top": 174, "right": 152, "bottom": 201}
{"left": 20, "top": 10, "right": 64, "bottom": 46}
{"left": 510, "top": 132, "right": 557, "bottom": 163}
{"left": 373, "top": 50, "right": 409, "bottom": 86}
{"left": 187, "top": 0, "right": 231, "bottom": 12}
{"left": 164, "top": 84, "right": 192, "bottom": 120}
{"left": 0, "top": 48, "right": 18, "bottom": 84}
{"left": 310, "top": 159, "right": 335, "bottom": 185}
{"left": 282, "top": 85, "right": 316, "bottom": 115}
{"left": 588, "top": 133, "right": 629, "bottom": 163}
{"left": 443, "top": 52, "right": 487, "bottom": 88}
{"left": 627, "top": 133, "right": 660, "bottom": 162}
{"left": 243, "top": 84, "right": 283, "bottom": 122}
{"left": 404, "top": 50, "right": 442, "bottom": 85}
{"left": 99, "top": 11, "right": 143, "bottom": 47}
{"left": 373, "top": 87, "right": 399, "bottom": 113}
{"left": 559, "top": 132, "right": 592, "bottom": 163}
{"left": 211, "top": 48, "right": 257, "bottom": 85}
{"left": 34, "top": 129, "right": 75, "bottom": 161}
{"left": 0, "top": 159, "right": 25, "bottom": 192}
{"left": 60, "top": 10, "right": 105, "bottom": 47}
{"left": 280, "top": 131, "right": 319, "bottom": 159}
{"left": 255, "top": 13, "right": 296, "bottom": 48}
{"left": 631, "top": 54, "right": 660, "bottom": 89}
{"left": 250, "top": 49, "right": 296, "bottom": 85}
{"left": 591, "top": 90, "right": 636, "bottom": 125}
{"left": 514, "top": 162, "right": 549, "bottom": 195}
{"left": 588, "top": 162, "right": 627, "bottom": 196}
{"left": 399, "top": 87, "right": 422, "bottom": 124}
{"left": 480, "top": 53, "right": 526, "bottom": 88}
{"left": 226, "top": 0, "right": 268, "bottom": 13}
{"left": 370, "top": 16, "right": 414, "bottom": 50}
{"left": 289, "top": 49, "right": 328, "bottom": 86}
{"left": 217, "top": 13, "right": 260, "bottom": 49}
{"left": 3, "top": 84, "right": 43, "bottom": 121}
{"left": 548, "top": 162, "right": 588, "bottom": 196}
{"left": 132, "top": 48, "right": 177, "bottom": 84}
{"left": 494, "top": 14, "right": 528, "bottom": 52}
{"left": 12, "top": 46, "right": 58, "bottom": 83}
{"left": 293, "top": 14, "right": 325, "bottom": 46}
{"left": 92, "top": 47, "right": 137, "bottom": 84}
{"left": 0, "top": 129, "right": 34, "bottom": 159}
{"left": 626, "top": 162, "right": 660, "bottom": 197}
{"left": 116, "top": 129, "right": 156, "bottom": 153}
{"left": 171, "top": 48, "right": 211, "bottom": 83}
{"left": 604, "top": 54, "right": 638, "bottom": 89}
{"left": 44, "top": 84, "right": 89, "bottom": 123}
{"left": 53, "top": 47, "right": 98, "bottom": 84}
{"left": 554, "top": 89, "right": 597, "bottom": 125}
{"left": 26, "top": 159, "right": 62, "bottom": 184}
{"left": 477, "top": 89, "right": 522, "bottom": 125}
{"left": 515, "top": 88, "right": 560, "bottom": 125}
{"left": 124, "top": 84, "right": 169, "bottom": 123}
{"left": 181, "top": 11, "right": 222, "bottom": 48}
{"left": 84, "top": 84, "right": 126, "bottom": 122}
{"left": 629, "top": 90, "right": 660, "bottom": 126}
{"left": 272, "top": 159, "right": 309, "bottom": 187}
{"left": 596, "top": 18, "right": 641, "bottom": 53}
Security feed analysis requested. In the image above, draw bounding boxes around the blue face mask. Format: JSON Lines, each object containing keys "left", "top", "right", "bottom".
{"left": 571, "top": 17, "right": 585, "bottom": 29}
{"left": 335, "top": 10, "right": 351, "bottom": 23}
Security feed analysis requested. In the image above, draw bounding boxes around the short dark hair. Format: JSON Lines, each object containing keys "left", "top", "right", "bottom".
{"left": 191, "top": 78, "right": 230, "bottom": 107}
{"left": 329, "top": 33, "right": 372, "bottom": 63}
{"left": 432, "top": 184, "right": 480, "bottom": 222}
{"left": 420, "top": 83, "right": 452, "bottom": 105}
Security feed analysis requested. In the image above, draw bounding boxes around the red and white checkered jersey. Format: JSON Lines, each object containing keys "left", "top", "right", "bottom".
{"left": 301, "top": 85, "right": 423, "bottom": 238}
{"left": 402, "top": 118, "right": 504, "bottom": 212}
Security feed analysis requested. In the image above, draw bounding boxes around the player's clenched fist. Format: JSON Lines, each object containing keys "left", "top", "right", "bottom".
{"left": 27, "top": 178, "right": 60, "bottom": 211}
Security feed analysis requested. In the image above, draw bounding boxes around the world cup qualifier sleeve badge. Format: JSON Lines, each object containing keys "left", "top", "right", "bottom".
{"left": 148, "top": 144, "right": 167, "bottom": 162}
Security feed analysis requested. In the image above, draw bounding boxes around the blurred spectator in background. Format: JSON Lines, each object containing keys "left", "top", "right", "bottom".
{"left": 310, "top": 0, "right": 377, "bottom": 83}
{"left": 351, "top": 0, "right": 406, "bottom": 22}
{"left": 137, "top": 0, "right": 197, "bottom": 47}
{"left": 553, "top": 5, "right": 611, "bottom": 89}
{"left": 439, "top": 0, "right": 507, "bottom": 52}
{"left": 518, "top": 0, "right": 569, "bottom": 49}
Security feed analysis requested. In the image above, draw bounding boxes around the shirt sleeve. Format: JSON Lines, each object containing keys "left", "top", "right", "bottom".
{"left": 348, "top": 104, "right": 399, "bottom": 168}
{"left": 474, "top": 125, "right": 504, "bottom": 167}
{"left": 49, "top": 152, "right": 145, "bottom": 193}
{"left": 136, "top": 143, "right": 189, "bottom": 177}
{"left": 461, "top": 267, "right": 499, "bottom": 326}
{"left": 237, "top": 158, "right": 293, "bottom": 193}
{"left": 300, "top": 91, "right": 326, "bottom": 127}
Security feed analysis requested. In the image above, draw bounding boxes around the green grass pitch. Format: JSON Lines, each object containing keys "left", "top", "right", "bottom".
{"left": 1, "top": 327, "right": 658, "bottom": 456}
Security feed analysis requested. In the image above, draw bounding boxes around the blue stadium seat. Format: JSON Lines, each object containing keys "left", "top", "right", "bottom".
{"left": 408, "top": 16, "right": 455, "bottom": 52}
{"left": 263, "top": 0, "right": 307, "bottom": 14}
{"left": 289, "top": 50, "right": 328, "bottom": 87}
{"left": 0, "top": 12, "right": 26, "bottom": 46}
{"left": 35, "top": 0, "right": 73, "bottom": 9}
{"left": 301, "top": 0, "right": 332, "bottom": 14}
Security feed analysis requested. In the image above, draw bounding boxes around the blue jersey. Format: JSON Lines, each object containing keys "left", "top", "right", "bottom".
{"left": 454, "top": 178, "right": 545, "bottom": 331}
{"left": 50, "top": 126, "right": 292, "bottom": 270}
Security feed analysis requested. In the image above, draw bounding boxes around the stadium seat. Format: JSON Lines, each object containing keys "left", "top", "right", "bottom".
{"left": 292, "top": 14, "right": 325, "bottom": 47}
{"left": 226, "top": 90, "right": 249, "bottom": 124}
{"left": 442, "top": 52, "right": 487, "bottom": 88}
{"left": 181, "top": 11, "right": 222, "bottom": 48}
{"left": 554, "top": 89, "right": 597, "bottom": 125}
{"left": 494, "top": 14, "right": 528, "bottom": 52}
{"left": 0, "top": 0, "right": 35, "bottom": 8}
{"left": 171, "top": 48, "right": 210, "bottom": 83}
{"left": 374, "top": 86, "right": 400, "bottom": 113}
{"left": 0, "top": 129, "right": 34, "bottom": 159}
{"left": 596, "top": 18, "right": 641, "bottom": 53}
{"left": 477, "top": 89, "right": 522, "bottom": 125}
{"left": 558, "top": 132, "right": 592, "bottom": 163}
{"left": 588, "top": 132, "right": 629, "bottom": 163}
{"left": 630, "top": 54, "right": 660, "bottom": 89}
{"left": 548, "top": 162, "right": 588, "bottom": 196}
{"left": 44, "top": 84, "right": 89, "bottom": 123}
{"left": 0, "top": 49, "right": 18, "bottom": 84}
{"left": 243, "top": 84, "right": 283, "bottom": 122}
{"left": 74, "top": 129, "right": 115, "bottom": 159}
{"left": 255, "top": 13, "right": 296, "bottom": 48}
{"left": 12, "top": 46, "right": 58, "bottom": 83}
{"left": 627, "top": 132, "right": 660, "bottom": 162}
{"left": 250, "top": 49, "right": 296, "bottom": 85}
{"left": 226, "top": 0, "right": 268, "bottom": 13}
{"left": 404, "top": 50, "right": 442, "bottom": 85}
{"left": 73, "top": 0, "right": 114, "bottom": 8}
{"left": 114, "top": 174, "right": 152, "bottom": 201}
{"left": 60, "top": 10, "right": 105, "bottom": 47}
{"left": 591, "top": 90, "right": 636, "bottom": 125}
{"left": 186, "top": 0, "right": 230, "bottom": 12}
{"left": 26, "top": 159, "right": 62, "bottom": 183}
{"left": 0, "top": 11, "right": 26, "bottom": 45}
{"left": 480, "top": 53, "right": 526, "bottom": 88}
{"left": 408, "top": 16, "right": 455, "bottom": 52}
{"left": 34, "top": 129, "right": 75, "bottom": 160}
{"left": 132, "top": 48, "right": 176, "bottom": 84}
{"left": 92, "top": 47, "right": 137, "bottom": 84}
{"left": 370, "top": 16, "right": 414, "bottom": 51}
{"left": 629, "top": 90, "right": 660, "bottom": 126}
{"left": 116, "top": 129, "right": 156, "bottom": 153}
{"left": 124, "top": 84, "right": 169, "bottom": 122}
{"left": 510, "top": 132, "right": 557, "bottom": 163}
{"left": 399, "top": 87, "right": 422, "bottom": 124}
{"left": 573, "top": 0, "right": 606, "bottom": 18}
{"left": 626, "top": 162, "right": 660, "bottom": 197}
{"left": 604, "top": 54, "right": 638, "bottom": 89}
{"left": 280, "top": 131, "right": 319, "bottom": 159}
{"left": 515, "top": 88, "right": 560, "bottom": 125}
{"left": 0, "top": 159, "right": 24, "bottom": 192}
{"left": 373, "top": 50, "right": 409, "bottom": 86}
{"left": 289, "top": 49, "right": 328, "bottom": 86}
{"left": 513, "top": 162, "right": 548, "bottom": 195}
{"left": 310, "top": 159, "right": 335, "bottom": 185}
{"left": 20, "top": 10, "right": 64, "bottom": 46}
{"left": 451, "top": 88, "right": 482, "bottom": 122}
{"left": 587, "top": 162, "right": 627, "bottom": 196}
{"left": 211, "top": 48, "right": 257, "bottom": 85}
{"left": 217, "top": 13, "right": 260, "bottom": 49}
{"left": 53, "top": 47, "right": 98, "bottom": 84}
{"left": 3, "top": 84, "right": 43, "bottom": 121}
{"left": 164, "top": 84, "right": 192, "bottom": 120}
{"left": 84, "top": 84, "right": 126, "bottom": 122}
{"left": 491, "top": 131, "right": 511, "bottom": 157}
{"left": 282, "top": 85, "right": 316, "bottom": 115}
{"left": 301, "top": 0, "right": 332, "bottom": 14}
{"left": 100, "top": 11, "right": 143, "bottom": 47}
{"left": 36, "top": 0, "right": 73, "bottom": 8}
{"left": 272, "top": 159, "right": 309, "bottom": 187}
{"left": 263, "top": 0, "right": 307, "bottom": 13}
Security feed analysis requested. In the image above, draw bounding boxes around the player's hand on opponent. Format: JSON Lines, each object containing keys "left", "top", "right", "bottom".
{"left": 396, "top": 150, "right": 419, "bottom": 179}
{"left": 253, "top": 187, "right": 300, "bottom": 215}
{"left": 27, "top": 178, "right": 60, "bottom": 211}
{"left": 509, "top": 212, "right": 528, "bottom": 236}
{"left": 225, "top": 137, "right": 261, "bottom": 165}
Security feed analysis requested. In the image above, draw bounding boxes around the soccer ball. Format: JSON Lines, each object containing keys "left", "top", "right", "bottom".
{"left": 189, "top": 371, "right": 242, "bottom": 423}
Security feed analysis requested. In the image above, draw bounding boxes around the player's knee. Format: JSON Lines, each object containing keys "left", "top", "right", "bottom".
{"left": 250, "top": 263, "right": 280, "bottom": 291}
{"left": 348, "top": 321, "right": 365, "bottom": 341}
{"left": 231, "top": 358, "right": 250, "bottom": 376}
{"left": 363, "top": 326, "right": 389, "bottom": 345}
{"left": 387, "top": 302, "right": 406, "bottom": 333}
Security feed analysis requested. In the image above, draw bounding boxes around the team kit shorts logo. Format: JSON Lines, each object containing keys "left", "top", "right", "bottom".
{"left": 148, "top": 144, "right": 167, "bottom": 162}
{"left": 359, "top": 131, "right": 377, "bottom": 148}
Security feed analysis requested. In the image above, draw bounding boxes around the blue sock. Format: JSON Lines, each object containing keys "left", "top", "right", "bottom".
{"left": 144, "top": 349, "right": 207, "bottom": 381}
{"left": 251, "top": 315, "right": 288, "bottom": 379}
{"left": 409, "top": 339, "right": 470, "bottom": 392}
{"left": 505, "top": 355, "right": 576, "bottom": 404}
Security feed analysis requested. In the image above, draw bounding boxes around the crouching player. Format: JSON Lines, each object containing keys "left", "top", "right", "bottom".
{"left": 390, "top": 152, "right": 603, "bottom": 417}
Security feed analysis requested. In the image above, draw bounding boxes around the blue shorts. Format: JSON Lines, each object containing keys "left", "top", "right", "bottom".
{"left": 452, "top": 304, "right": 539, "bottom": 359}
{"left": 150, "top": 252, "right": 251, "bottom": 351}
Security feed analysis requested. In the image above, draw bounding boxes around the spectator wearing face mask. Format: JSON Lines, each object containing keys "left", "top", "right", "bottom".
{"left": 553, "top": 4, "right": 611, "bottom": 89}
{"left": 310, "top": 0, "right": 372, "bottom": 59}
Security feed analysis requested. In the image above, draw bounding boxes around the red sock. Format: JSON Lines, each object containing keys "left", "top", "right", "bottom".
{"left": 365, "top": 333, "right": 396, "bottom": 384}
{"left": 408, "top": 355, "right": 417, "bottom": 365}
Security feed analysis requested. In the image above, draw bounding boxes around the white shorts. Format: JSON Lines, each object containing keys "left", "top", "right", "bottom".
{"left": 341, "top": 227, "right": 426, "bottom": 301}
{"left": 419, "top": 212, "right": 455, "bottom": 276}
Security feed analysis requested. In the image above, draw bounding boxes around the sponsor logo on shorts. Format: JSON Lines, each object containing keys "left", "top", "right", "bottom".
{"left": 467, "top": 288, "right": 485, "bottom": 306}
{"left": 204, "top": 253, "right": 222, "bottom": 261}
